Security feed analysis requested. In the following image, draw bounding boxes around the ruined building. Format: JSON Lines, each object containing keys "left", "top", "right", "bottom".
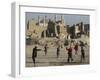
{"left": 26, "top": 15, "right": 67, "bottom": 39}
{"left": 69, "top": 22, "right": 89, "bottom": 39}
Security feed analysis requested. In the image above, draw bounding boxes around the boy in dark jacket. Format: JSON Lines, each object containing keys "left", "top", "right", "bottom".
{"left": 57, "top": 46, "right": 60, "bottom": 58}
{"left": 32, "top": 46, "right": 41, "bottom": 66}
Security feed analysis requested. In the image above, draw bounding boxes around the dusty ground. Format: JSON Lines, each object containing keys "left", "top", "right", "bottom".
{"left": 26, "top": 42, "right": 89, "bottom": 67}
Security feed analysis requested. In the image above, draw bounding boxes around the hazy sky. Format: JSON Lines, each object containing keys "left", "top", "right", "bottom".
{"left": 26, "top": 12, "right": 90, "bottom": 26}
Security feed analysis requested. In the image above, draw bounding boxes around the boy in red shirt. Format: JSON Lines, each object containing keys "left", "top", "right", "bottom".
{"left": 66, "top": 45, "right": 73, "bottom": 63}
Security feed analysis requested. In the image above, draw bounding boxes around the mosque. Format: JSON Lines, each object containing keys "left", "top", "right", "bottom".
{"left": 26, "top": 15, "right": 67, "bottom": 39}
{"left": 26, "top": 14, "right": 89, "bottom": 42}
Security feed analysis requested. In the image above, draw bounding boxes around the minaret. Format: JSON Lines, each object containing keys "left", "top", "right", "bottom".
{"left": 43, "top": 16, "right": 45, "bottom": 27}
{"left": 27, "top": 20, "right": 29, "bottom": 30}
{"left": 43, "top": 16, "right": 46, "bottom": 37}
{"left": 61, "top": 15, "right": 64, "bottom": 25}
{"left": 38, "top": 16, "right": 40, "bottom": 26}
{"left": 80, "top": 22, "right": 84, "bottom": 33}
{"left": 55, "top": 14, "right": 58, "bottom": 36}
{"left": 82, "top": 22, "right": 84, "bottom": 33}
{"left": 60, "top": 15, "right": 64, "bottom": 33}
{"left": 61, "top": 15, "right": 65, "bottom": 31}
{"left": 55, "top": 14, "right": 57, "bottom": 22}
{"left": 60, "top": 15, "right": 67, "bottom": 37}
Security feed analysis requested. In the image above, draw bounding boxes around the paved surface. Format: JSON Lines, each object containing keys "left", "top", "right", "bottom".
{"left": 26, "top": 44, "right": 89, "bottom": 67}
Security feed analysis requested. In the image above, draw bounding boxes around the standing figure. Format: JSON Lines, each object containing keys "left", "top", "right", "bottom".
{"left": 56, "top": 46, "right": 60, "bottom": 58}
{"left": 74, "top": 43, "right": 78, "bottom": 54}
{"left": 44, "top": 44, "right": 48, "bottom": 55}
{"left": 80, "top": 46, "right": 85, "bottom": 62}
{"left": 32, "top": 46, "right": 41, "bottom": 66}
{"left": 32, "top": 46, "right": 37, "bottom": 65}
{"left": 66, "top": 45, "right": 73, "bottom": 63}
{"left": 80, "top": 41, "right": 85, "bottom": 62}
